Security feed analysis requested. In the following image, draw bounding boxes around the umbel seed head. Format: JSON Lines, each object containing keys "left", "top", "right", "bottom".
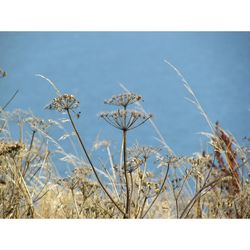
{"left": 25, "top": 116, "right": 50, "bottom": 132}
{"left": 104, "top": 92, "right": 142, "bottom": 108}
{"left": 46, "top": 94, "right": 80, "bottom": 112}
{"left": 99, "top": 109, "right": 152, "bottom": 131}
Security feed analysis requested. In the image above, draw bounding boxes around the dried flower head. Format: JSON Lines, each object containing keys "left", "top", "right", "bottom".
{"left": 104, "top": 92, "right": 142, "bottom": 108}
{"left": 73, "top": 166, "right": 92, "bottom": 177}
{"left": 4, "top": 109, "right": 30, "bottom": 124}
{"left": 128, "top": 144, "right": 160, "bottom": 161}
{"left": 46, "top": 94, "right": 80, "bottom": 112}
{"left": 187, "top": 152, "right": 211, "bottom": 167}
{"left": 57, "top": 176, "right": 79, "bottom": 190}
{"left": 99, "top": 110, "right": 152, "bottom": 131}
{"left": 157, "top": 155, "right": 183, "bottom": 167}
{"left": 126, "top": 158, "right": 144, "bottom": 173}
{"left": 25, "top": 116, "right": 50, "bottom": 132}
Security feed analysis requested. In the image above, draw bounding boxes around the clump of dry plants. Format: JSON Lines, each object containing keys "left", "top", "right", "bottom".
{"left": 0, "top": 71, "right": 249, "bottom": 219}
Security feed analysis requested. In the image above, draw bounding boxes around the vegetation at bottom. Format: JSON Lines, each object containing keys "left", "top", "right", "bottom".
{"left": 0, "top": 68, "right": 249, "bottom": 219}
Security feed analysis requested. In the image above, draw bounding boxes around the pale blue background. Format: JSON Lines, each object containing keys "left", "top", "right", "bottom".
{"left": 1, "top": 32, "right": 249, "bottom": 162}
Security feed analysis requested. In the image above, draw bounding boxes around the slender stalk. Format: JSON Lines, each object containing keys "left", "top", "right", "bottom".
{"left": 129, "top": 172, "right": 134, "bottom": 215}
{"left": 106, "top": 145, "right": 116, "bottom": 183}
{"left": 172, "top": 186, "right": 179, "bottom": 218}
{"left": 180, "top": 176, "right": 225, "bottom": 218}
{"left": 139, "top": 196, "right": 148, "bottom": 218}
{"left": 71, "top": 188, "right": 80, "bottom": 218}
{"left": 123, "top": 128, "right": 130, "bottom": 218}
{"left": 23, "top": 130, "right": 36, "bottom": 177}
{"left": 141, "top": 162, "right": 170, "bottom": 218}
{"left": 66, "top": 109, "right": 125, "bottom": 216}
{"left": 1, "top": 90, "right": 19, "bottom": 111}
{"left": 195, "top": 175, "right": 202, "bottom": 218}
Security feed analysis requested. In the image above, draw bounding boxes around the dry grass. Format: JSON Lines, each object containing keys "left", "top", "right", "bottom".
{"left": 0, "top": 68, "right": 249, "bottom": 219}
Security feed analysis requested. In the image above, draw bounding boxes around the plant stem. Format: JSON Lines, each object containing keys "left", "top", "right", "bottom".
{"left": 123, "top": 128, "right": 130, "bottom": 218}
{"left": 66, "top": 109, "right": 125, "bottom": 216}
{"left": 195, "top": 175, "right": 202, "bottom": 218}
{"left": 1, "top": 90, "right": 19, "bottom": 111}
{"left": 141, "top": 162, "right": 170, "bottom": 218}
{"left": 180, "top": 176, "right": 224, "bottom": 218}
{"left": 71, "top": 188, "right": 80, "bottom": 218}
{"left": 23, "top": 130, "right": 36, "bottom": 177}
{"left": 129, "top": 171, "right": 134, "bottom": 215}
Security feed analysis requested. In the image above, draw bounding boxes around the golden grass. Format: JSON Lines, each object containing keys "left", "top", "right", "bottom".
{"left": 0, "top": 70, "right": 249, "bottom": 219}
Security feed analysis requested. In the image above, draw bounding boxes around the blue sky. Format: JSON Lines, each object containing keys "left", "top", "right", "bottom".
{"left": 1, "top": 32, "right": 250, "bottom": 157}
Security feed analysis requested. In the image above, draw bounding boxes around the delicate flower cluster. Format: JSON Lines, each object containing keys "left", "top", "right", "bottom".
{"left": 57, "top": 167, "right": 97, "bottom": 192}
{"left": 157, "top": 155, "right": 182, "bottom": 167}
{"left": 46, "top": 94, "right": 80, "bottom": 112}
{"left": 57, "top": 176, "right": 79, "bottom": 190}
{"left": 0, "top": 140, "right": 25, "bottom": 157}
{"left": 140, "top": 178, "right": 163, "bottom": 197}
{"left": 99, "top": 110, "right": 152, "bottom": 131}
{"left": 25, "top": 116, "right": 50, "bottom": 132}
{"left": 186, "top": 153, "right": 212, "bottom": 179}
{"left": 126, "top": 158, "right": 144, "bottom": 173}
{"left": 187, "top": 152, "right": 211, "bottom": 167}
{"left": 56, "top": 169, "right": 99, "bottom": 198}
{"left": 128, "top": 144, "right": 160, "bottom": 161}
{"left": 73, "top": 166, "right": 92, "bottom": 177}
{"left": 104, "top": 92, "right": 142, "bottom": 108}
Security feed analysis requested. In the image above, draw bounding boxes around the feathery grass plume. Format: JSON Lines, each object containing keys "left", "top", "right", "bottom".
{"left": 164, "top": 59, "right": 214, "bottom": 133}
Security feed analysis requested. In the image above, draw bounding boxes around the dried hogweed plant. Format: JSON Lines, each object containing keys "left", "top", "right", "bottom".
{"left": 0, "top": 70, "right": 249, "bottom": 219}
{"left": 100, "top": 92, "right": 171, "bottom": 218}
{"left": 46, "top": 92, "right": 125, "bottom": 216}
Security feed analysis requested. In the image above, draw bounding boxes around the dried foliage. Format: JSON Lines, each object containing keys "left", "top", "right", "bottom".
{"left": 0, "top": 73, "right": 249, "bottom": 219}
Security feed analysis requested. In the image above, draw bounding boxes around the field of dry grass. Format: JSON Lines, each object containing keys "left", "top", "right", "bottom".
{"left": 0, "top": 68, "right": 249, "bottom": 219}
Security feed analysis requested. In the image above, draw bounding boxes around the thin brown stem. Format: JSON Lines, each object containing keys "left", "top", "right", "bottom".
{"left": 141, "top": 163, "right": 170, "bottom": 218}
{"left": 123, "top": 128, "right": 130, "bottom": 218}
{"left": 23, "top": 130, "right": 36, "bottom": 177}
{"left": 139, "top": 196, "right": 148, "bottom": 218}
{"left": 180, "top": 176, "right": 226, "bottom": 218}
{"left": 66, "top": 108, "right": 125, "bottom": 216}
{"left": 71, "top": 188, "right": 80, "bottom": 218}
{"left": 1, "top": 90, "right": 19, "bottom": 111}
{"left": 129, "top": 171, "right": 134, "bottom": 215}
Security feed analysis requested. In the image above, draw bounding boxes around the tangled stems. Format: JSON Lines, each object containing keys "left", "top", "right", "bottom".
{"left": 100, "top": 92, "right": 153, "bottom": 218}
{"left": 141, "top": 162, "right": 170, "bottom": 218}
{"left": 66, "top": 109, "right": 125, "bottom": 216}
